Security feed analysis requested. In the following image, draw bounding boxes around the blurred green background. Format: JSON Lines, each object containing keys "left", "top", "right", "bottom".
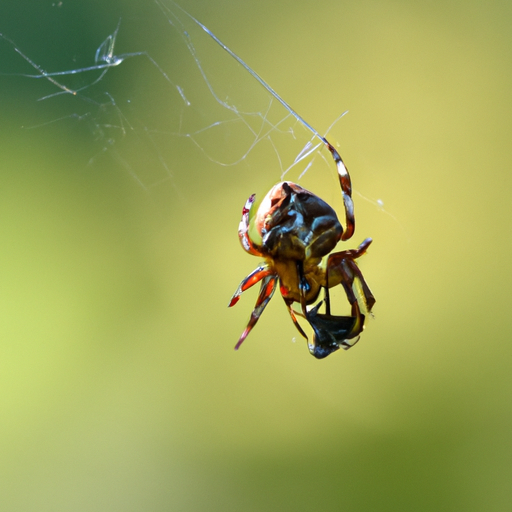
{"left": 1, "top": 0, "right": 511, "bottom": 510}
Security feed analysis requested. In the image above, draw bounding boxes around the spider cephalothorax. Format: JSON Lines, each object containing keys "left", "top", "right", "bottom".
{"left": 229, "top": 180, "right": 375, "bottom": 359}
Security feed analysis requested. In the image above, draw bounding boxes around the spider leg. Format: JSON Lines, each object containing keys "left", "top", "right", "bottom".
{"left": 234, "top": 275, "right": 278, "bottom": 350}
{"left": 228, "top": 265, "right": 273, "bottom": 307}
{"left": 326, "top": 238, "right": 376, "bottom": 313}
{"left": 238, "top": 193, "right": 263, "bottom": 256}
{"left": 282, "top": 297, "right": 308, "bottom": 340}
{"left": 324, "top": 142, "right": 355, "bottom": 242}
{"left": 296, "top": 260, "right": 310, "bottom": 315}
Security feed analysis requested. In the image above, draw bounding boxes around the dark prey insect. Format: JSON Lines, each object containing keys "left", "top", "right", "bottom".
{"left": 180, "top": 4, "right": 376, "bottom": 358}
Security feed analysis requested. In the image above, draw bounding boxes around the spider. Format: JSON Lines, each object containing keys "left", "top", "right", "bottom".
{"left": 229, "top": 148, "right": 375, "bottom": 358}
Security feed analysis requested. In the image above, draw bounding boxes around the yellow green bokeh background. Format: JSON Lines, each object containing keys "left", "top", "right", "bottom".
{"left": 1, "top": 0, "right": 511, "bottom": 510}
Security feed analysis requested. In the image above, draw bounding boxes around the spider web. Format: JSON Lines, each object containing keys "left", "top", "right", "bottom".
{"left": 0, "top": 0, "right": 347, "bottom": 194}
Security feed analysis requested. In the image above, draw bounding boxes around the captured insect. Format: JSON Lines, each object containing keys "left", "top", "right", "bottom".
{"left": 175, "top": 9, "right": 377, "bottom": 358}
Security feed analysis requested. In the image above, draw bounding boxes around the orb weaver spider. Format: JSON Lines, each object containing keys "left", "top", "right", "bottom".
{"left": 229, "top": 156, "right": 375, "bottom": 359}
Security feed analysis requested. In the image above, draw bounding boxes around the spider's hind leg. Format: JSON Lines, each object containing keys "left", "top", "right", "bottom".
{"left": 326, "top": 237, "right": 376, "bottom": 315}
